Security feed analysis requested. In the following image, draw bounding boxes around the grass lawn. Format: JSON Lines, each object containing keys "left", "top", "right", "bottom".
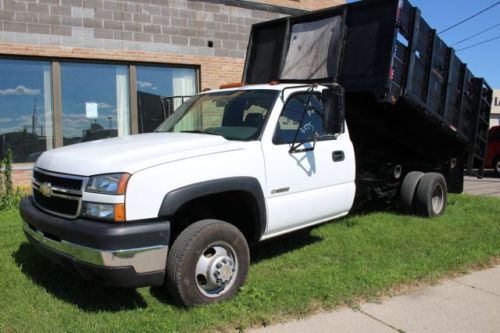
{"left": 1, "top": 194, "right": 499, "bottom": 332}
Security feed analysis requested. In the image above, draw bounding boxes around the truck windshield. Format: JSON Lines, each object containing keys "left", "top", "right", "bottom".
{"left": 155, "top": 89, "right": 279, "bottom": 141}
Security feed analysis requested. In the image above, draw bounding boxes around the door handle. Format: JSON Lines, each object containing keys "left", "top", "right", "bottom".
{"left": 332, "top": 150, "right": 345, "bottom": 162}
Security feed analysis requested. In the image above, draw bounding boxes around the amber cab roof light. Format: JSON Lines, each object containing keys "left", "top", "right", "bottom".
{"left": 219, "top": 82, "right": 244, "bottom": 89}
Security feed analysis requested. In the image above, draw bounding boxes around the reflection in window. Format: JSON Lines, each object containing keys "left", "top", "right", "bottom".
{"left": 61, "top": 63, "right": 129, "bottom": 145}
{"left": 0, "top": 59, "right": 53, "bottom": 163}
{"left": 156, "top": 90, "right": 277, "bottom": 141}
{"left": 274, "top": 94, "right": 327, "bottom": 144}
{"left": 137, "top": 66, "right": 197, "bottom": 133}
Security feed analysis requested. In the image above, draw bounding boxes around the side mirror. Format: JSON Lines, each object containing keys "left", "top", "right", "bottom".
{"left": 322, "top": 85, "right": 345, "bottom": 135}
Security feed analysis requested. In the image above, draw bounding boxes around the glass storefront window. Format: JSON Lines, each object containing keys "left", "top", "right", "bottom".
{"left": 136, "top": 66, "right": 197, "bottom": 133}
{"left": 0, "top": 58, "right": 53, "bottom": 163}
{"left": 0, "top": 58, "right": 198, "bottom": 164}
{"left": 61, "top": 62, "right": 130, "bottom": 145}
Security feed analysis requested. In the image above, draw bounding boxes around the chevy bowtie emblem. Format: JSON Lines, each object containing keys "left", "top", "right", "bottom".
{"left": 40, "top": 182, "right": 52, "bottom": 197}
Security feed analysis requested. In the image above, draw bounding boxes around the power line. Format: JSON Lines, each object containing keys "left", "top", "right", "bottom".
{"left": 451, "top": 21, "right": 500, "bottom": 46}
{"left": 438, "top": 1, "right": 500, "bottom": 34}
{"left": 457, "top": 34, "right": 500, "bottom": 51}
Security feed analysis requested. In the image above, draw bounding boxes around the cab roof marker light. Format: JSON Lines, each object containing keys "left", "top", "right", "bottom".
{"left": 219, "top": 82, "right": 244, "bottom": 89}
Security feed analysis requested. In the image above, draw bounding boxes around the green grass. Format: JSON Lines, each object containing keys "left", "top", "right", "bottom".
{"left": 1, "top": 194, "right": 499, "bottom": 333}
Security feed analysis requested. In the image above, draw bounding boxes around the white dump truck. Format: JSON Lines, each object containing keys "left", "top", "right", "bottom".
{"left": 20, "top": 0, "right": 491, "bottom": 306}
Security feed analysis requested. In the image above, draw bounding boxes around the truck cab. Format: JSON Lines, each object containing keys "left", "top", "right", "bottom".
{"left": 21, "top": 83, "right": 356, "bottom": 306}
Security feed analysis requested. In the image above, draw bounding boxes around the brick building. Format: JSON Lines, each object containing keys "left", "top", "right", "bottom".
{"left": 0, "top": 0, "right": 344, "bottom": 185}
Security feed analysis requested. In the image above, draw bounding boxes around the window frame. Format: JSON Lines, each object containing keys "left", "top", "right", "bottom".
{"left": 272, "top": 91, "right": 336, "bottom": 146}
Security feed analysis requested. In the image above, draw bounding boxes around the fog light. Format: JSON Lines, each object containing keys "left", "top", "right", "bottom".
{"left": 82, "top": 202, "right": 125, "bottom": 222}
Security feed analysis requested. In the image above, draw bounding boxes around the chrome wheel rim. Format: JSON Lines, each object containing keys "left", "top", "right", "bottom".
{"left": 431, "top": 183, "right": 444, "bottom": 214}
{"left": 195, "top": 242, "right": 238, "bottom": 298}
{"left": 496, "top": 160, "right": 500, "bottom": 173}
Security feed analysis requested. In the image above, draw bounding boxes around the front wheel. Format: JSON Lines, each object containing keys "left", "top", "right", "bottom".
{"left": 166, "top": 219, "right": 250, "bottom": 307}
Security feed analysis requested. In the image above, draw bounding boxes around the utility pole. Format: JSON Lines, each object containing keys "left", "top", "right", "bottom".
{"left": 32, "top": 97, "right": 37, "bottom": 135}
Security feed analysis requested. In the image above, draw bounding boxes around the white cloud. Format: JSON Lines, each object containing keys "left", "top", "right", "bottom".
{"left": 137, "top": 80, "right": 156, "bottom": 89}
{"left": 0, "top": 117, "right": 12, "bottom": 123}
{"left": 0, "top": 85, "right": 41, "bottom": 96}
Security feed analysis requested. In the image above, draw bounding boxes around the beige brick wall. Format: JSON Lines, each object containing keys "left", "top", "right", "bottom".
{"left": 255, "top": 0, "right": 345, "bottom": 11}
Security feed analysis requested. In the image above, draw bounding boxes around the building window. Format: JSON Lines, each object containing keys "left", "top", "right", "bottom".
{"left": 136, "top": 66, "right": 197, "bottom": 133}
{"left": 0, "top": 59, "right": 53, "bottom": 163}
{"left": 60, "top": 62, "right": 130, "bottom": 145}
{"left": 0, "top": 57, "right": 199, "bottom": 165}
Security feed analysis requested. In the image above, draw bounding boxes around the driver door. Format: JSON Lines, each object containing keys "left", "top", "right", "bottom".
{"left": 262, "top": 91, "right": 354, "bottom": 237}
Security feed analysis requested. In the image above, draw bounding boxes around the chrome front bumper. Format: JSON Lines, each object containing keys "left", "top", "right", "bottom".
{"left": 23, "top": 221, "right": 168, "bottom": 274}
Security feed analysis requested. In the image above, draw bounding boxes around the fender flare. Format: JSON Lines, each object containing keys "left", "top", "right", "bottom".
{"left": 158, "top": 177, "right": 267, "bottom": 240}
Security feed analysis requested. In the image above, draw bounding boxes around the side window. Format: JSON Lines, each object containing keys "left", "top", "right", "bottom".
{"left": 273, "top": 93, "right": 330, "bottom": 144}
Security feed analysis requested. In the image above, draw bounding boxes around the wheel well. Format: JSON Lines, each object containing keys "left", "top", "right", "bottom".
{"left": 169, "top": 191, "right": 261, "bottom": 243}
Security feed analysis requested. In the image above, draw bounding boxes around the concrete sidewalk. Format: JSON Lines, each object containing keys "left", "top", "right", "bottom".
{"left": 464, "top": 174, "right": 500, "bottom": 198}
{"left": 249, "top": 266, "right": 500, "bottom": 333}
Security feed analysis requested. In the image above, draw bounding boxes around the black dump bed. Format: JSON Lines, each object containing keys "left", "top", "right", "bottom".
{"left": 243, "top": 0, "right": 492, "bottom": 176}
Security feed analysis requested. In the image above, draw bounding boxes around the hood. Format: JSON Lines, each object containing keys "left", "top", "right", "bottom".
{"left": 36, "top": 133, "right": 244, "bottom": 176}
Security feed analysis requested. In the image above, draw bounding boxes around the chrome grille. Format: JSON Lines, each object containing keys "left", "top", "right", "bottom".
{"left": 32, "top": 168, "right": 87, "bottom": 219}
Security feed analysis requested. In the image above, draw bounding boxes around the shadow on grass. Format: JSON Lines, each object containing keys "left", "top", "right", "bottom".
{"left": 251, "top": 228, "right": 323, "bottom": 264}
{"left": 13, "top": 243, "right": 148, "bottom": 312}
{"left": 149, "top": 285, "right": 177, "bottom": 306}
{"left": 150, "top": 229, "right": 323, "bottom": 305}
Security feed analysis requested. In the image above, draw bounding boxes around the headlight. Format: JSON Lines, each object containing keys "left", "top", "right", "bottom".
{"left": 86, "top": 173, "right": 130, "bottom": 195}
{"left": 82, "top": 202, "right": 126, "bottom": 222}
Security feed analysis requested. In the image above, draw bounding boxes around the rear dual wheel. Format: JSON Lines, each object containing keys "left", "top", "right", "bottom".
{"left": 400, "top": 172, "right": 447, "bottom": 217}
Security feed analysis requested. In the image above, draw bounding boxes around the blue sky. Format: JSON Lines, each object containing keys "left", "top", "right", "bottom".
{"left": 349, "top": 0, "right": 500, "bottom": 88}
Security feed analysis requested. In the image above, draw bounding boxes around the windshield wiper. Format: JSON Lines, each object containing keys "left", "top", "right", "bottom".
{"left": 180, "top": 130, "right": 204, "bottom": 133}
{"left": 180, "top": 130, "right": 221, "bottom": 136}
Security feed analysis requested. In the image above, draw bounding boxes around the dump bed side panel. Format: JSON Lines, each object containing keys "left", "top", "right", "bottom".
{"left": 391, "top": 0, "right": 492, "bottom": 174}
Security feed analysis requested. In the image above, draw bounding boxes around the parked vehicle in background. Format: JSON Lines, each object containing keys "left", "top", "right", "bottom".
{"left": 486, "top": 126, "right": 500, "bottom": 176}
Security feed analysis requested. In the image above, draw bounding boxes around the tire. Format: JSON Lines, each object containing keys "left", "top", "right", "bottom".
{"left": 415, "top": 172, "right": 447, "bottom": 217}
{"left": 400, "top": 171, "right": 425, "bottom": 214}
{"left": 494, "top": 157, "right": 500, "bottom": 177}
{"left": 166, "top": 219, "right": 250, "bottom": 307}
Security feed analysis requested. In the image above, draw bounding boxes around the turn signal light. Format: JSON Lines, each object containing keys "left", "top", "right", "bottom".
{"left": 117, "top": 174, "right": 130, "bottom": 195}
{"left": 114, "top": 203, "right": 126, "bottom": 222}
